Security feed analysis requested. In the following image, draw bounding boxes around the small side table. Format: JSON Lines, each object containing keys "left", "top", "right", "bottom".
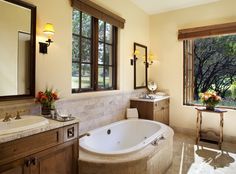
{"left": 195, "top": 107, "right": 227, "bottom": 149}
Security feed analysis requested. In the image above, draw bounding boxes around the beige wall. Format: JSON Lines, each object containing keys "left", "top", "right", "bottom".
{"left": 149, "top": 0, "right": 236, "bottom": 136}
{"left": 2, "top": 0, "right": 235, "bottom": 137}
{"left": 22, "top": 0, "right": 149, "bottom": 99}
{"left": 0, "top": 1, "right": 30, "bottom": 96}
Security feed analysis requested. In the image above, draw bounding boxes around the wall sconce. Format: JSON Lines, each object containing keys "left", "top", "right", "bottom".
{"left": 131, "top": 49, "right": 140, "bottom": 65}
{"left": 146, "top": 53, "right": 157, "bottom": 68}
{"left": 39, "top": 23, "right": 55, "bottom": 54}
{"left": 148, "top": 53, "right": 155, "bottom": 66}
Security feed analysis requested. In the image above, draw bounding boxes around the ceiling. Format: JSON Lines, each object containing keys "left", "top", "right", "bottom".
{"left": 130, "top": 0, "right": 221, "bottom": 15}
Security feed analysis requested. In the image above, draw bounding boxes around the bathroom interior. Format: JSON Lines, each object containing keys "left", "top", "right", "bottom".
{"left": 0, "top": 0, "right": 236, "bottom": 173}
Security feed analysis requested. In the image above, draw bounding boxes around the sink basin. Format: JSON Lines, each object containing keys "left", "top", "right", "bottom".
{"left": 0, "top": 116, "right": 49, "bottom": 136}
{"left": 139, "top": 94, "right": 164, "bottom": 100}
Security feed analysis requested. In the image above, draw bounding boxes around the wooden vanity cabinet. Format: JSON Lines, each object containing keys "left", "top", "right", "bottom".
{"left": 0, "top": 123, "right": 79, "bottom": 174}
{"left": 130, "top": 98, "right": 170, "bottom": 125}
{"left": 0, "top": 158, "right": 27, "bottom": 174}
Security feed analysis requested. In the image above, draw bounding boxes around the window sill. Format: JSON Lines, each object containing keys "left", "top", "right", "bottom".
{"left": 183, "top": 103, "right": 236, "bottom": 111}
{"left": 61, "top": 89, "right": 122, "bottom": 102}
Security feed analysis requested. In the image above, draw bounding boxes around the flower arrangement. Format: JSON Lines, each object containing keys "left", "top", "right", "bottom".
{"left": 36, "top": 89, "right": 59, "bottom": 115}
{"left": 200, "top": 90, "right": 221, "bottom": 110}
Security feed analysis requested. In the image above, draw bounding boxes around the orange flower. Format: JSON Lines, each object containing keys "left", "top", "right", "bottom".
{"left": 35, "top": 89, "right": 59, "bottom": 105}
{"left": 52, "top": 92, "right": 58, "bottom": 100}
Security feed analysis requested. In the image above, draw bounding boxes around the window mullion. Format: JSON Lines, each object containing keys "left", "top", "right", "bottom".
{"left": 79, "top": 11, "right": 82, "bottom": 91}
{"left": 112, "top": 26, "right": 117, "bottom": 89}
{"left": 103, "top": 22, "right": 106, "bottom": 88}
{"left": 93, "top": 18, "right": 99, "bottom": 90}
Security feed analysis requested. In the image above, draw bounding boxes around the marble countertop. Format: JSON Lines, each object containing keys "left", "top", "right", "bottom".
{"left": 0, "top": 117, "right": 79, "bottom": 144}
{"left": 130, "top": 96, "right": 169, "bottom": 102}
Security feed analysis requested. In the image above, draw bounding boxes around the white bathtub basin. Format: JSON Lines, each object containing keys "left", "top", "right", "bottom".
{"left": 80, "top": 119, "right": 171, "bottom": 155}
{"left": 0, "top": 116, "right": 49, "bottom": 136}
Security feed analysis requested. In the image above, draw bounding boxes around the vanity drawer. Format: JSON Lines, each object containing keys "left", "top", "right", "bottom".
{"left": 0, "top": 128, "right": 63, "bottom": 165}
{"left": 154, "top": 99, "right": 169, "bottom": 111}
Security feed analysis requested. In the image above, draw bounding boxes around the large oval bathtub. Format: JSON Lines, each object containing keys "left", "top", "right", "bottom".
{"left": 79, "top": 119, "right": 170, "bottom": 155}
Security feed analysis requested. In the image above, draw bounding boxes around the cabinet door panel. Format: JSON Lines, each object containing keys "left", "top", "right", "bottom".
{"left": 130, "top": 101, "right": 154, "bottom": 120}
{"left": 154, "top": 110, "right": 163, "bottom": 123}
{"left": 30, "top": 140, "right": 78, "bottom": 174}
{"left": 163, "top": 108, "right": 169, "bottom": 125}
{"left": 0, "top": 167, "right": 23, "bottom": 174}
{"left": 154, "top": 99, "right": 169, "bottom": 111}
{"left": 154, "top": 107, "right": 169, "bottom": 125}
{"left": 0, "top": 158, "right": 29, "bottom": 174}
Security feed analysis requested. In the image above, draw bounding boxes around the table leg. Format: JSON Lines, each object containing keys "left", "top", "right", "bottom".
{"left": 196, "top": 111, "right": 200, "bottom": 144}
{"left": 219, "top": 113, "right": 224, "bottom": 149}
{"left": 199, "top": 112, "right": 202, "bottom": 138}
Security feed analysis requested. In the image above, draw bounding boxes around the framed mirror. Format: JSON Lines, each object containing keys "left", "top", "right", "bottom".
{"left": 134, "top": 42, "right": 148, "bottom": 89}
{"left": 0, "top": 0, "right": 36, "bottom": 101}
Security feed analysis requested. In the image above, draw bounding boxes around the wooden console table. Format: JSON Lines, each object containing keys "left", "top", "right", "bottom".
{"left": 195, "top": 107, "right": 227, "bottom": 149}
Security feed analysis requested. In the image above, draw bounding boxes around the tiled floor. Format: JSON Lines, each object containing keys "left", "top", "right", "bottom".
{"left": 166, "top": 133, "right": 236, "bottom": 174}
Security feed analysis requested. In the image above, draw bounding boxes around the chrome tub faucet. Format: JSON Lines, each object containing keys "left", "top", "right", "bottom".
{"left": 3, "top": 113, "right": 12, "bottom": 122}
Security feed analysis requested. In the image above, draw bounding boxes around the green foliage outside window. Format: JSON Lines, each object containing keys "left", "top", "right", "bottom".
{"left": 193, "top": 35, "right": 236, "bottom": 107}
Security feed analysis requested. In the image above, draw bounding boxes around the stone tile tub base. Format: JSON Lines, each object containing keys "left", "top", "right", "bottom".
{"left": 79, "top": 129, "right": 173, "bottom": 174}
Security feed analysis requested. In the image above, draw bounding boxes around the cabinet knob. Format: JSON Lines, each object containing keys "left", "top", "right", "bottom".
{"left": 161, "top": 107, "right": 165, "bottom": 110}
{"left": 25, "top": 159, "right": 31, "bottom": 167}
{"left": 31, "top": 157, "right": 38, "bottom": 165}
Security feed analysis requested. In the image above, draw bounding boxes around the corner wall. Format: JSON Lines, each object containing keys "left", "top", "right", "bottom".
{"left": 149, "top": 0, "right": 236, "bottom": 137}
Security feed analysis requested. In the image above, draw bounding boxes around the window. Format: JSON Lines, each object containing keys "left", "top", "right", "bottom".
{"left": 72, "top": 9, "right": 117, "bottom": 93}
{"left": 183, "top": 34, "right": 236, "bottom": 108}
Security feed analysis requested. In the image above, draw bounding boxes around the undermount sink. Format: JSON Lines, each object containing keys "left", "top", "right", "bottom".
{"left": 139, "top": 94, "right": 164, "bottom": 100}
{"left": 0, "top": 116, "right": 49, "bottom": 136}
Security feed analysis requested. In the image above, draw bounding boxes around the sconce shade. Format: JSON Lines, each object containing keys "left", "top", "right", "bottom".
{"left": 43, "top": 23, "right": 55, "bottom": 36}
{"left": 133, "top": 49, "right": 140, "bottom": 56}
{"left": 39, "top": 23, "right": 55, "bottom": 54}
{"left": 149, "top": 53, "right": 154, "bottom": 61}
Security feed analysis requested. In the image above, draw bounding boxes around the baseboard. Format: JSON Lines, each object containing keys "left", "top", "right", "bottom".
{"left": 170, "top": 125, "right": 236, "bottom": 144}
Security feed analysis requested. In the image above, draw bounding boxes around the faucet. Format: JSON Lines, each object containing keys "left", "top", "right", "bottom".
{"left": 15, "top": 110, "right": 26, "bottom": 120}
{"left": 79, "top": 133, "right": 90, "bottom": 139}
{"left": 2, "top": 110, "right": 26, "bottom": 122}
{"left": 3, "top": 113, "right": 12, "bottom": 122}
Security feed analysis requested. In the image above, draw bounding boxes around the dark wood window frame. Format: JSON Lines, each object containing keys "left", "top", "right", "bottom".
{"left": 72, "top": 10, "right": 118, "bottom": 93}
{"left": 183, "top": 40, "right": 194, "bottom": 105}
{"left": 71, "top": 0, "right": 125, "bottom": 29}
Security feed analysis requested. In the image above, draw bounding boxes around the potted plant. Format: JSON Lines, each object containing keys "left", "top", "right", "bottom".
{"left": 36, "top": 89, "right": 59, "bottom": 115}
{"left": 200, "top": 90, "right": 221, "bottom": 110}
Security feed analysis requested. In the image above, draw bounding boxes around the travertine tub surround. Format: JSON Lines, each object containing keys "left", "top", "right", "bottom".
{"left": 79, "top": 124, "right": 174, "bottom": 174}
{"left": 0, "top": 89, "right": 146, "bottom": 134}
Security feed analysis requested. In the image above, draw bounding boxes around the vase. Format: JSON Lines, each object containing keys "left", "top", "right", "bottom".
{"left": 41, "top": 106, "right": 51, "bottom": 115}
{"left": 205, "top": 104, "right": 215, "bottom": 111}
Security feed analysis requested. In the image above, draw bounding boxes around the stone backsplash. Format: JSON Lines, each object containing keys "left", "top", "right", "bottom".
{"left": 0, "top": 89, "right": 145, "bottom": 134}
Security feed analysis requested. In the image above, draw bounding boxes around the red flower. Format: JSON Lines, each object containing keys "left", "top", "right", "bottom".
{"left": 40, "top": 95, "right": 48, "bottom": 103}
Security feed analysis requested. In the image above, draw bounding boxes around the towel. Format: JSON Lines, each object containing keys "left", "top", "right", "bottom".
{"left": 126, "top": 108, "right": 139, "bottom": 119}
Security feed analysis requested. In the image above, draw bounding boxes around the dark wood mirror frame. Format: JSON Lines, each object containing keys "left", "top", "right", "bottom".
{"left": 134, "top": 42, "right": 148, "bottom": 89}
{"left": 0, "top": 0, "right": 36, "bottom": 101}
